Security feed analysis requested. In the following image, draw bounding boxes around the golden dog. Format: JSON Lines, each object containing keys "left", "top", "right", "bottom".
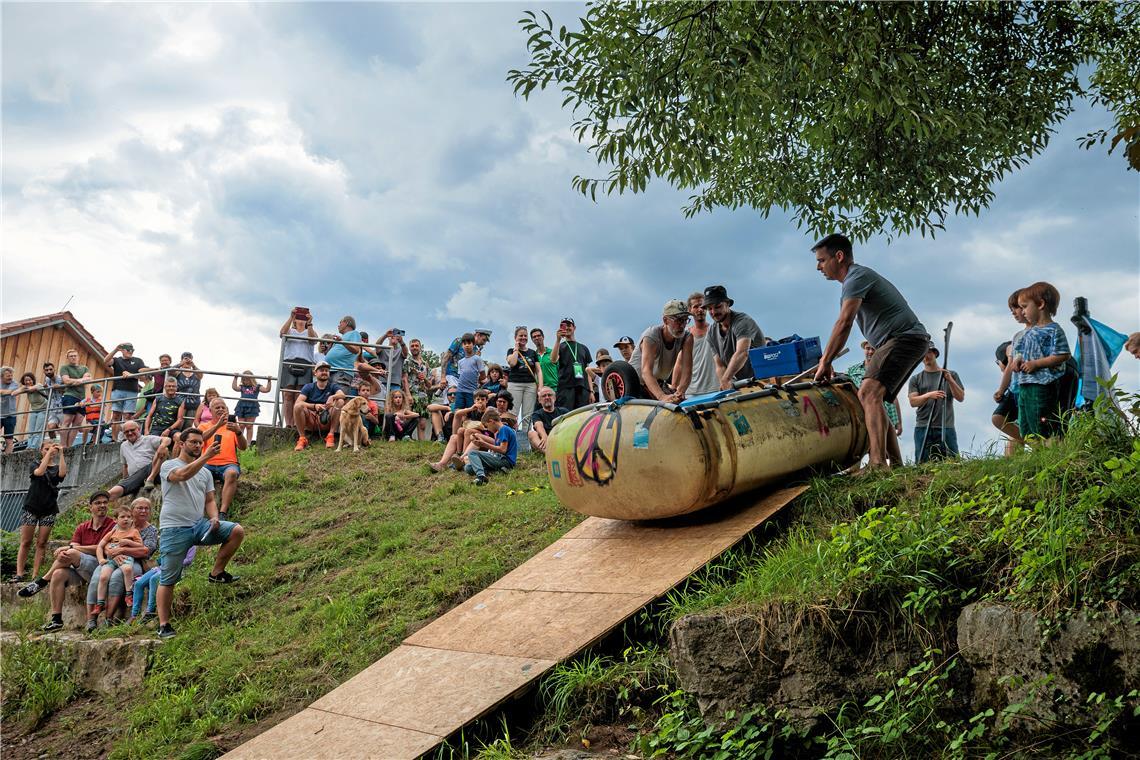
{"left": 337, "top": 395, "right": 370, "bottom": 452}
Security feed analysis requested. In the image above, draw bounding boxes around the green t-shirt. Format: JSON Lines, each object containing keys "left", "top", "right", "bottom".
{"left": 59, "top": 364, "right": 89, "bottom": 397}
{"left": 537, "top": 347, "right": 558, "bottom": 390}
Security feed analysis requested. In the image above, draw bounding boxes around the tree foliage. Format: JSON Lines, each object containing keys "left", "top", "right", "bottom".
{"left": 508, "top": 2, "right": 1140, "bottom": 242}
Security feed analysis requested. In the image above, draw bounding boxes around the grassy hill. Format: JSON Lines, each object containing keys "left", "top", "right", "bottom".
{"left": 2, "top": 441, "right": 579, "bottom": 759}
{"left": 4, "top": 391, "right": 1138, "bottom": 760}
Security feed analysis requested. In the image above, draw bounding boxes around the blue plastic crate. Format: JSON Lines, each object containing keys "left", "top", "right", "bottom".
{"left": 749, "top": 336, "right": 822, "bottom": 379}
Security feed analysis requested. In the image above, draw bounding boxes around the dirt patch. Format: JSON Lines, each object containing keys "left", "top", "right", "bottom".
{"left": 2, "top": 694, "right": 119, "bottom": 760}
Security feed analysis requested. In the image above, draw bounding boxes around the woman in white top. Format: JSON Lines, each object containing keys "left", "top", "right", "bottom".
{"left": 279, "top": 308, "right": 318, "bottom": 427}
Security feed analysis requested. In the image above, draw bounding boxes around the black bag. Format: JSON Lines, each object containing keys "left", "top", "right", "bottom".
{"left": 288, "top": 361, "right": 310, "bottom": 378}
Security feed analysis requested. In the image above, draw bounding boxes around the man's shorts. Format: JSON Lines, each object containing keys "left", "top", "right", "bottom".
{"left": 61, "top": 395, "right": 85, "bottom": 416}
{"left": 20, "top": 509, "right": 57, "bottom": 527}
{"left": 993, "top": 390, "right": 1019, "bottom": 421}
{"left": 72, "top": 552, "right": 100, "bottom": 582}
{"left": 1, "top": 415, "right": 14, "bottom": 439}
{"left": 330, "top": 370, "right": 354, "bottom": 388}
{"left": 117, "top": 468, "right": 151, "bottom": 498}
{"left": 110, "top": 389, "right": 138, "bottom": 413}
{"left": 864, "top": 334, "right": 930, "bottom": 402}
{"left": 205, "top": 463, "right": 240, "bottom": 480}
{"left": 159, "top": 518, "right": 237, "bottom": 585}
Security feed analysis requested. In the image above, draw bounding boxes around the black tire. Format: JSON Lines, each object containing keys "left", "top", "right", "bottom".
{"left": 602, "top": 361, "right": 643, "bottom": 401}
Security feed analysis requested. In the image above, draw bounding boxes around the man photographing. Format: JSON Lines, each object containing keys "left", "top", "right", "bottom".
{"left": 155, "top": 427, "right": 245, "bottom": 639}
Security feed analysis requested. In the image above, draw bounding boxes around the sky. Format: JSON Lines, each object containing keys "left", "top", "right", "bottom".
{"left": 2, "top": 2, "right": 1138, "bottom": 457}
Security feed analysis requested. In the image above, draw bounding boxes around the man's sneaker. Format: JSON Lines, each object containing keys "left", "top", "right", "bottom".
{"left": 473, "top": 475, "right": 488, "bottom": 486}
{"left": 17, "top": 579, "right": 46, "bottom": 598}
{"left": 219, "top": 511, "right": 228, "bottom": 521}
{"left": 42, "top": 618, "right": 64, "bottom": 633}
{"left": 6, "top": 574, "right": 27, "bottom": 584}
{"left": 84, "top": 618, "right": 98, "bottom": 633}
{"left": 325, "top": 434, "right": 336, "bottom": 448}
{"left": 157, "top": 623, "right": 176, "bottom": 639}
{"left": 141, "top": 612, "right": 158, "bottom": 624}
{"left": 294, "top": 436, "right": 309, "bottom": 451}
{"left": 208, "top": 571, "right": 239, "bottom": 584}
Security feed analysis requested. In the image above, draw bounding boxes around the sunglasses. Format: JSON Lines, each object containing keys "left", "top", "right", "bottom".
{"left": 515, "top": 325, "right": 527, "bottom": 332}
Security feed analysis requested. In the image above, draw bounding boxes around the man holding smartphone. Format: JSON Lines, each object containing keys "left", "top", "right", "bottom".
{"left": 156, "top": 427, "right": 245, "bottom": 639}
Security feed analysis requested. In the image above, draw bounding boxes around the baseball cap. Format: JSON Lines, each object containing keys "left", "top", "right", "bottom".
{"left": 474, "top": 328, "right": 492, "bottom": 337}
{"left": 121, "top": 342, "right": 135, "bottom": 351}
{"left": 613, "top": 336, "right": 634, "bottom": 348}
{"left": 663, "top": 299, "right": 689, "bottom": 319}
{"left": 559, "top": 317, "right": 576, "bottom": 326}
{"left": 314, "top": 360, "right": 331, "bottom": 369}
{"left": 859, "top": 340, "right": 872, "bottom": 349}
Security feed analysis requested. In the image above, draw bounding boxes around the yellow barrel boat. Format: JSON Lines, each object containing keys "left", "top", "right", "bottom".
{"left": 544, "top": 380, "right": 868, "bottom": 520}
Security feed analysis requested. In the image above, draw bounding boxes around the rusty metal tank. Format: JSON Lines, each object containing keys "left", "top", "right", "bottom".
{"left": 543, "top": 380, "right": 867, "bottom": 520}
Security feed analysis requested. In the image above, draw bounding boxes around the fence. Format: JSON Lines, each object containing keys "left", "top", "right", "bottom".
{"left": 272, "top": 334, "right": 409, "bottom": 427}
{"left": 3, "top": 365, "right": 281, "bottom": 451}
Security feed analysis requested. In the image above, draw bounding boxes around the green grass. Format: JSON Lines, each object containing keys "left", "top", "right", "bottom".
{"left": 664, "top": 406, "right": 1140, "bottom": 629}
{"left": 3, "top": 441, "right": 579, "bottom": 758}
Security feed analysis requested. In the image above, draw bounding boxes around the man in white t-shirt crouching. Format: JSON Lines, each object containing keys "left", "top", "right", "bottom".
{"left": 155, "top": 427, "right": 245, "bottom": 639}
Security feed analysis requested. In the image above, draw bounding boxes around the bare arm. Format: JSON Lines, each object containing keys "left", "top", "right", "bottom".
{"left": 672, "top": 337, "right": 693, "bottom": 397}
{"left": 815, "top": 298, "right": 861, "bottom": 382}
{"left": 166, "top": 442, "right": 220, "bottom": 483}
{"left": 32, "top": 446, "right": 54, "bottom": 476}
{"left": 231, "top": 377, "right": 242, "bottom": 392}
{"left": 259, "top": 378, "right": 272, "bottom": 393}
{"left": 639, "top": 339, "right": 668, "bottom": 401}
{"left": 943, "top": 372, "right": 965, "bottom": 403}
{"left": 722, "top": 336, "right": 753, "bottom": 386}
{"left": 56, "top": 449, "right": 67, "bottom": 479}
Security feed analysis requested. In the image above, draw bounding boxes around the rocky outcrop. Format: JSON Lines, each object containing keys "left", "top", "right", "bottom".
{"left": 669, "top": 604, "right": 928, "bottom": 725}
{"left": 670, "top": 601, "right": 1140, "bottom": 736}
{"left": 1, "top": 581, "right": 88, "bottom": 630}
{"left": 0, "top": 631, "right": 162, "bottom": 694}
{"left": 957, "top": 602, "right": 1140, "bottom": 732}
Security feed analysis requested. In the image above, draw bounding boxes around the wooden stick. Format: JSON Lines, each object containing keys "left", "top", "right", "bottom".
{"left": 783, "top": 347, "right": 850, "bottom": 385}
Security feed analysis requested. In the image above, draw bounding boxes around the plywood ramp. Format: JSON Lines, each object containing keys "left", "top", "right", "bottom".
{"left": 226, "top": 485, "right": 807, "bottom": 760}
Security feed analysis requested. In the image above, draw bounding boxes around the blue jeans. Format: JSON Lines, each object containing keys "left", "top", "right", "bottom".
{"left": 87, "top": 558, "right": 143, "bottom": 605}
{"left": 914, "top": 427, "right": 959, "bottom": 463}
{"left": 464, "top": 451, "right": 513, "bottom": 479}
{"left": 160, "top": 519, "right": 237, "bottom": 585}
{"left": 26, "top": 410, "right": 47, "bottom": 449}
{"left": 131, "top": 567, "right": 161, "bottom": 617}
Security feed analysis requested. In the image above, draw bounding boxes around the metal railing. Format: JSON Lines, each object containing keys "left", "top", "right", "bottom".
{"left": 2, "top": 366, "right": 279, "bottom": 450}
{"left": 272, "top": 334, "right": 416, "bottom": 427}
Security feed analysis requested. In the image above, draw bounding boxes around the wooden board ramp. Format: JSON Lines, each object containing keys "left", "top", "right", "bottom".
{"left": 225, "top": 485, "right": 807, "bottom": 760}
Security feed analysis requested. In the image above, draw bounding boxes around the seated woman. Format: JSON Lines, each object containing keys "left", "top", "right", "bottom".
{"left": 383, "top": 390, "right": 419, "bottom": 441}
{"left": 493, "top": 390, "right": 517, "bottom": 429}
{"left": 86, "top": 497, "right": 157, "bottom": 630}
{"left": 430, "top": 390, "right": 491, "bottom": 472}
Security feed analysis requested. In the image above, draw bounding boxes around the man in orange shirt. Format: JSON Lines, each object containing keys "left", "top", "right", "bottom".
{"left": 198, "top": 397, "right": 247, "bottom": 520}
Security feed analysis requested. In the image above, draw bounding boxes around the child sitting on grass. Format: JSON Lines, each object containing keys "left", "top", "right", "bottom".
{"left": 93, "top": 505, "right": 143, "bottom": 617}
{"left": 1010, "top": 281, "right": 1071, "bottom": 440}
{"left": 462, "top": 408, "right": 518, "bottom": 486}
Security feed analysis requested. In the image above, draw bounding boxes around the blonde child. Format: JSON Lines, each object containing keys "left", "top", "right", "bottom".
{"left": 94, "top": 505, "right": 143, "bottom": 614}
{"left": 1011, "top": 281, "right": 1071, "bottom": 439}
{"left": 232, "top": 371, "right": 272, "bottom": 443}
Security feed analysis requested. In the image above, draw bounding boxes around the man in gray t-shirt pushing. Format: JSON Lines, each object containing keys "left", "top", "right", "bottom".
{"left": 154, "top": 427, "right": 245, "bottom": 639}
{"left": 813, "top": 233, "right": 929, "bottom": 470}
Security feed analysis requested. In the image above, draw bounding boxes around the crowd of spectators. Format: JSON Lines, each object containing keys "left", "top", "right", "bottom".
{"left": 5, "top": 275, "right": 1140, "bottom": 638}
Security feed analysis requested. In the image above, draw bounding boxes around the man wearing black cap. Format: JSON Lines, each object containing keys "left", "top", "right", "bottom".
{"left": 612, "top": 336, "right": 634, "bottom": 363}
{"left": 908, "top": 343, "right": 965, "bottom": 463}
{"left": 812, "top": 233, "right": 929, "bottom": 469}
{"left": 551, "top": 317, "right": 593, "bottom": 410}
{"left": 103, "top": 341, "right": 150, "bottom": 442}
{"left": 703, "top": 285, "right": 766, "bottom": 390}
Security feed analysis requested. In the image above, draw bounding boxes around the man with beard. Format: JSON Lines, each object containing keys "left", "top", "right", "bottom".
{"left": 687, "top": 291, "right": 720, "bottom": 396}
{"left": 704, "top": 285, "right": 766, "bottom": 390}
{"left": 603, "top": 300, "right": 694, "bottom": 403}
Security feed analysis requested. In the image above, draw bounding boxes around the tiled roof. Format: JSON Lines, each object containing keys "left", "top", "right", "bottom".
{"left": 0, "top": 311, "right": 109, "bottom": 358}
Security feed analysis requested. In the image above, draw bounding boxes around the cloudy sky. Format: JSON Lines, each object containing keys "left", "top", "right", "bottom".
{"left": 3, "top": 3, "right": 1137, "bottom": 456}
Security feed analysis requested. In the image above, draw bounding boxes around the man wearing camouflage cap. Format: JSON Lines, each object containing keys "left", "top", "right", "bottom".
{"left": 603, "top": 300, "right": 694, "bottom": 403}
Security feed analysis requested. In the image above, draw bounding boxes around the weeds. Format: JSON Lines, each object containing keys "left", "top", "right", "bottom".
{"left": 1, "top": 639, "right": 78, "bottom": 730}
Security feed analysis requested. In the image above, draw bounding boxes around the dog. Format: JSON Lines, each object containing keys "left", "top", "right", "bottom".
{"left": 337, "top": 395, "right": 370, "bottom": 452}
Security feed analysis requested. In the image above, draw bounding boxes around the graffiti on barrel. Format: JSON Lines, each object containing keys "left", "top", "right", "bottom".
{"left": 573, "top": 409, "right": 623, "bottom": 486}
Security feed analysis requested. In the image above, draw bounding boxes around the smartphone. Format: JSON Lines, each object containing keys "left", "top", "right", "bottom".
{"left": 228, "top": 414, "right": 237, "bottom": 423}
{"left": 293, "top": 306, "right": 311, "bottom": 320}
{"left": 393, "top": 328, "right": 406, "bottom": 337}
{"left": 213, "top": 434, "right": 222, "bottom": 444}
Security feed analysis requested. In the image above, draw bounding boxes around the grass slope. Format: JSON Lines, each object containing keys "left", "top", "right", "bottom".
{"left": 2, "top": 441, "right": 580, "bottom": 759}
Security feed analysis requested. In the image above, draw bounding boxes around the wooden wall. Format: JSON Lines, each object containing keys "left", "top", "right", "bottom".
{"left": 1, "top": 324, "right": 109, "bottom": 437}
